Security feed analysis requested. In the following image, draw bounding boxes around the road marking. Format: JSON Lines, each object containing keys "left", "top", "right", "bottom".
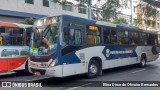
{"left": 66, "top": 83, "right": 92, "bottom": 90}
{"left": 132, "top": 69, "right": 146, "bottom": 74}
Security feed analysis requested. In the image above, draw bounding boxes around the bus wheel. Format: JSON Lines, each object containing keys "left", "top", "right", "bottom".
{"left": 25, "top": 61, "right": 29, "bottom": 73}
{"left": 87, "top": 60, "right": 99, "bottom": 78}
{"left": 139, "top": 56, "right": 146, "bottom": 68}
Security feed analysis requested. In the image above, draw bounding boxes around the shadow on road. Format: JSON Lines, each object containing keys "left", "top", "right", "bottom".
{"left": 32, "top": 64, "right": 157, "bottom": 87}
{"left": 0, "top": 71, "right": 33, "bottom": 80}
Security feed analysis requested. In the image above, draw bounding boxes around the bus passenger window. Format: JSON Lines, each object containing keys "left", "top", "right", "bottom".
{"left": 147, "top": 34, "right": 156, "bottom": 45}
{"left": 74, "top": 29, "right": 82, "bottom": 45}
{"left": 129, "top": 31, "right": 138, "bottom": 45}
{"left": 69, "top": 29, "right": 82, "bottom": 45}
{"left": 110, "top": 30, "right": 117, "bottom": 44}
{"left": 139, "top": 33, "right": 147, "bottom": 45}
{"left": 63, "top": 27, "right": 82, "bottom": 46}
{"left": 103, "top": 27, "right": 110, "bottom": 44}
{"left": 117, "top": 30, "right": 126, "bottom": 45}
{"left": 86, "top": 25, "right": 101, "bottom": 45}
{"left": 124, "top": 31, "right": 129, "bottom": 44}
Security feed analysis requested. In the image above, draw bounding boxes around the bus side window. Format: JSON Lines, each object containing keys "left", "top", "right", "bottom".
{"left": 74, "top": 29, "right": 82, "bottom": 45}
{"left": 63, "top": 27, "right": 82, "bottom": 46}
{"left": 103, "top": 27, "right": 110, "bottom": 44}
{"left": 139, "top": 33, "right": 147, "bottom": 45}
{"left": 110, "top": 29, "right": 117, "bottom": 44}
{"left": 124, "top": 31, "right": 129, "bottom": 44}
{"left": 86, "top": 25, "right": 101, "bottom": 45}
{"left": 129, "top": 31, "right": 138, "bottom": 45}
{"left": 117, "top": 30, "right": 125, "bottom": 45}
{"left": 63, "top": 27, "right": 69, "bottom": 47}
{"left": 148, "top": 33, "right": 157, "bottom": 45}
{"left": 69, "top": 29, "right": 82, "bottom": 45}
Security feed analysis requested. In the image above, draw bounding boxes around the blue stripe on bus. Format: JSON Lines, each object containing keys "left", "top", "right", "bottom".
{"left": 102, "top": 45, "right": 137, "bottom": 60}
{"left": 61, "top": 52, "right": 81, "bottom": 64}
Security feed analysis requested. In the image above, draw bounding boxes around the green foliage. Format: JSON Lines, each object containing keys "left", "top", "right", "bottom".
{"left": 136, "top": 2, "right": 158, "bottom": 29}
{"left": 142, "top": 4, "right": 157, "bottom": 19}
{"left": 22, "top": 18, "right": 36, "bottom": 25}
{"left": 112, "top": 17, "right": 128, "bottom": 24}
{"left": 102, "top": 0, "right": 128, "bottom": 21}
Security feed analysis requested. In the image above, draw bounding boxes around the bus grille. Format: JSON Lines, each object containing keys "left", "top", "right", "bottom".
{"left": 30, "top": 58, "right": 50, "bottom": 62}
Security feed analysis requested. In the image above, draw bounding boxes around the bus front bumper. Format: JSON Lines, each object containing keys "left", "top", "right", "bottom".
{"left": 29, "top": 66, "right": 63, "bottom": 77}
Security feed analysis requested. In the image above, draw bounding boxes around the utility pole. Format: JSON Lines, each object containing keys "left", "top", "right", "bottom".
{"left": 130, "top": 0, "right": 133, "bottom": 25}
{"left": 88, "top": 0, "right": 92, "bottom": 20}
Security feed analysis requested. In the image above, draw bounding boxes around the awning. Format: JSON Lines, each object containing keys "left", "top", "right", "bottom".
{"left": 0, "top": 21, "right": 19, "bottom": 28}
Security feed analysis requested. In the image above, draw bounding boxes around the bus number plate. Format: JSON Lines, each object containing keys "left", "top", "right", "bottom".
{"left": 35, "top": 71, "right": 40, "bottom": 76}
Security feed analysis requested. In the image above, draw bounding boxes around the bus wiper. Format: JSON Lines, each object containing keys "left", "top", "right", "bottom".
{"left": 42, "top": 25, "right": 51, "bottom": 38}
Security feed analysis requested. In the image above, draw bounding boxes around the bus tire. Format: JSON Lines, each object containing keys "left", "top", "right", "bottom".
{"left": 139, "top": 56, "right": 146, "bottom": 68}
{"left": 16, "top": 61, "right": 30, "bottom": 74}
{"left": 25, "top": 60, "right": 29, "bottom": 73}
{"left": 87, "top": 60, "right": 99, "bottom": 78}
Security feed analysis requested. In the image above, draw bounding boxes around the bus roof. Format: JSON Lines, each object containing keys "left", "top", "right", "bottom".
{"left": 35, "top": 15, "right": 158, "bottom": 34}
{"left": 0, "top": 21, "right": 32, "bottom": 28}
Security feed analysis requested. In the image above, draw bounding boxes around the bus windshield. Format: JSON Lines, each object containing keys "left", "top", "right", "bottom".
{"left": 30, "top": 25, "right": 58, "bottom": 56}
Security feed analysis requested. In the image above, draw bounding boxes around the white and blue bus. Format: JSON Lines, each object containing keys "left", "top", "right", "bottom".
{"left": 28, "top": 15, "right": 159, "bottom": 78}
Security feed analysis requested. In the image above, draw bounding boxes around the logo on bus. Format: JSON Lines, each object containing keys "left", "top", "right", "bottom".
{"left": 106, "top": 49, "right": 110, "bottom": 57}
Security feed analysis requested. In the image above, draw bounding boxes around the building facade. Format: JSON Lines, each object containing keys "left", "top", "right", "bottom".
{"left": 0, "top": 0, "right": 89, "bottom": 23}
{"left": 120, "top": 0, "right": 160, "bottom": 32}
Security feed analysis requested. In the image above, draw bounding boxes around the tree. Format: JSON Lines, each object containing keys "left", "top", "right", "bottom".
{"left": 112, "top": 17, "right": 128, "bottom": 24}
{"left": 136, "top": 1, "right": 158, "bottom": 30}
{"left": 21, "top": 18, "right": 36, "bottom": 25}
{"left": 102, "top": 0, "right": 128, "bottom": 21}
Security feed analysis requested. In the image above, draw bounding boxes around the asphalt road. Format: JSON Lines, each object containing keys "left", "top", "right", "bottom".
{"left": 1, "top": 57, "right": 160, "bottom": 90}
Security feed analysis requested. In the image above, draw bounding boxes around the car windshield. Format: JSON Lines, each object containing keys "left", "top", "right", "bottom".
{"left": 30, "top": 25, "right": 58, "bottom": 56}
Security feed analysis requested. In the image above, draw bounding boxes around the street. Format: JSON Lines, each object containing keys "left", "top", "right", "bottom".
{"left": 1, "top": 57, "right": 160, "bottom": 90}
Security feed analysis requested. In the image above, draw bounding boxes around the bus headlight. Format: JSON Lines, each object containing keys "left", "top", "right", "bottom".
{"left": 49, "top": 58, "right": 58, "bottom": 67}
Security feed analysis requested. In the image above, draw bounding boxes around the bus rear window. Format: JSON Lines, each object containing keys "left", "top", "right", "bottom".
{"left": 0, "top": 27, "right": 25, "bottom": 46}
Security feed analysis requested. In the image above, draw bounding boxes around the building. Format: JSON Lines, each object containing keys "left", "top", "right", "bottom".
{"left": 120, "top": 0, "right": 160, "bottom": 32}
{"left": 0, "top": 0, "right": 89, "bottom": 23}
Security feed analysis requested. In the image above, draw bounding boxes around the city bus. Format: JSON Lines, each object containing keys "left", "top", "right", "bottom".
{"left": 0, "top": 21, "right": 32, "bottom": 73}
{"left": 28, "top": 15, "right": 159, "bottom": 78}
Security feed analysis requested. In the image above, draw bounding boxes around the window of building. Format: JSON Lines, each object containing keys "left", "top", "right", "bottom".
{"left": 129, "top": 31, "right": 139, "bottom": 45}
{"left": 43, "top": 0, "right": 49, "bottom": 7}
{"left": 62, "top": 4, "right": 73, "bottom": 11}
{"left": 43, "top": 0, "right": 56, "bottom": 8}
{"left": 86, "top": 25, "right": 101, "bottom": 45}
{"left": 25, "top": 0, "right": 34, "bottom": 4}
{"left": 78, "top": 7, "right": 87, "bottom": 14}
